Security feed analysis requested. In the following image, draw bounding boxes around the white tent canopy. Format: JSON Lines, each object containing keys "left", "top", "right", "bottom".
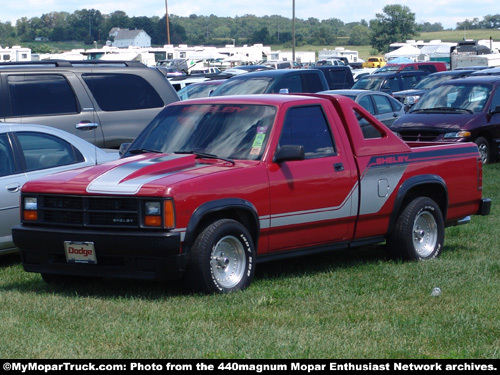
{"left": 385, "top": 45, "right": 421, "bottom": 61}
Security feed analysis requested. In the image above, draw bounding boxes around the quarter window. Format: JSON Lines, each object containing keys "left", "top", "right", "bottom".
{"left": 82, "top": 73, "right": 164, "bottom": 111}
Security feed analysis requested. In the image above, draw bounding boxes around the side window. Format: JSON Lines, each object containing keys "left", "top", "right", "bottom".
{"left": 273, "top": 75, "right": 301, "bottom": 93}
{"left": 353, "top": 109, "right": 382, "bottom": 139}
{"left": 384, "top": 77, "right": 400, "bottom": 92}
{"left": 489, "top": 88, "right": 500, "bottom": 112}
{"left": 358, "top": 96, "right": 375, "bottom": 115}
{"left": 401, "top": 75, "right": 419, "bottom": 90}
{"left": 301, "top": 73, "right": 325, "bottom": 93}
{"left": 8, "top": 74, "right": 79, "bottom": 117}
{"left": 16, "top": 132, "right": 83, "bottom": 171}
{"left": 279, "top": 105, "right": 335, "bottom": 159}
{"left": 373, "top": 94, "right": 393, "bottom": 114}
{"left": 0, "top": 134, "right": 15, "bottom": 177}
{"left": 82, "top": 73, "right": 164, "bottom": 111}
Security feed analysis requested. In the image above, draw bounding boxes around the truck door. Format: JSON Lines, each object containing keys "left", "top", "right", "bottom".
{"left": 267, "top": 104, "right": 357, "bottom": 252}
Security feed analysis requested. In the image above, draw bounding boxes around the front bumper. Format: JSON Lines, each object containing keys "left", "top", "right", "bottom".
{"left": 12, "top": 225, "right": 186, "bottom": 281}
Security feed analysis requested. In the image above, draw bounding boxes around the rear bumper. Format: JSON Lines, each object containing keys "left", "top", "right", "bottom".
{"left": 12, "top": 225, "right": 186, "bottom": 281}
{"left": 477, "top": 198, "right": 492, "bottom": 216}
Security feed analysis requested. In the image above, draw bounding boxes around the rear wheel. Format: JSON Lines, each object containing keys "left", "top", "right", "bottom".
{"left": 387, "top": 197, "right": 444, "bottom": 261}
{"left": 183, "top": 219, "right": 255, "bottom": 294}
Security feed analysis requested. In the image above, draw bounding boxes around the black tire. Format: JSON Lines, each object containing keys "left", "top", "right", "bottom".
{"left": 387, "top": 197, "right": 444, "bottom": 261}
{"left": 183, "top": 219, "right": 255, "bottom": 294}
{"left": 474, "top": 136, "right": 490, "bottom": 164}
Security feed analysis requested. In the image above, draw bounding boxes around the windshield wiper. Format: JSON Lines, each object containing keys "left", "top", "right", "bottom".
{"left": 174, "top": 150, "right": 235, "bottom": 165}
{"left": 128, "top": 148, "right": 163, "bottom": 155}
{"left": 410, "top": 107, "right": 473, "bottom": 114}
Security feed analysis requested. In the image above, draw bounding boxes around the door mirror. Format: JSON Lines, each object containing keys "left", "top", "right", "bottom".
{"left": 273, "top": 145, "right": 305, "bottom": 163}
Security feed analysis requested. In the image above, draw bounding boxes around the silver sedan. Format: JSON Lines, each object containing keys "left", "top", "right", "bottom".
{"left": 0, "top": 123, "right": 118, "bottom": 255}
{"left": 320, "top": 89, "right": 406, "bottom": 127}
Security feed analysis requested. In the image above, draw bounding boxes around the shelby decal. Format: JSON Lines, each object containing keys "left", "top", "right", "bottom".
{"left": 375, "top": 155, "right": 409, "bottom": 165}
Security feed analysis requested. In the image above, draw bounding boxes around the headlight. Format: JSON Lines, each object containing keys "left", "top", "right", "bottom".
{"left": 144, "top": 200, "right": 175, "bottom": 229}
{"left": 403, "top": 96, "right": 420, "bottom": 106}
{"left": 23, "top": 197, "right": 38, "bottom": 221}
{"left": 444, "top": 131, "right": 471, "bottom": 139}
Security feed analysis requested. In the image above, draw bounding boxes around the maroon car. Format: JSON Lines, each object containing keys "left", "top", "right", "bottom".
{"left": 391, "top": 76, "right": 500, "bottom": 164}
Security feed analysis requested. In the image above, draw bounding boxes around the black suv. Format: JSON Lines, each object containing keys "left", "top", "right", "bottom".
{"left": 0, "top": 61, "right": 179, "bottom": 148}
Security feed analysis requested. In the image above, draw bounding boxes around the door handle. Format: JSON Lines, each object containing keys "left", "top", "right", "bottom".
{"left": 6, "top": 183, "right": 21, "bottom": 193}
{"left": 334, "top": 163, "right": 344, "bottom": 172}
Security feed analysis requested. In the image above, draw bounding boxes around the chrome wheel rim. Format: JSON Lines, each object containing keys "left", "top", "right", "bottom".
{"left": 413, "top": 211, "right": 438, "bottom": 258}
{"left": 210, "top": 235, "right": 246, "bottom": 289}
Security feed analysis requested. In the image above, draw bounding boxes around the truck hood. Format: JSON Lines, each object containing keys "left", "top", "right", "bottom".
{"left": 21, "top": 153, "right": 243, "bottom": 196}
{"left": 391, "top": 112, "right": 480, "bottom": 132}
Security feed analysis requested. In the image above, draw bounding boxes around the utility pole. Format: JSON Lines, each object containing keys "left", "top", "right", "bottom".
{"left": 165, "top": 0, "right": 171, "bottom": 44}
{"left": 292, "top": 0, "right": 296, "bottom": 62}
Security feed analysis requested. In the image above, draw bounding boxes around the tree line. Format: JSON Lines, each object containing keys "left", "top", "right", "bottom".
{"left": 0, "top": 5, "right": 499, "bottom": 54}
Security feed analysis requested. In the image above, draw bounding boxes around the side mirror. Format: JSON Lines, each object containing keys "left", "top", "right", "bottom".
{"left": 119, "top": 143, "right": 131, "bottom": 157}
{"left": 489, "top": 105, "right": 500, "bottom": 115}
{"left": 273, "top": 145, "right": 305, "bottom": 163}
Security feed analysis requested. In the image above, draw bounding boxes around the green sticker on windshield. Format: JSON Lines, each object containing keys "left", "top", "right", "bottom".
{"left": 252, "top": 133, "right": 266, "bottom": 148}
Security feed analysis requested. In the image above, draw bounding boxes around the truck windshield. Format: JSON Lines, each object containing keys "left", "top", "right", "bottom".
{"left": 127, "top": 104, "right": 276, "bottom": 161}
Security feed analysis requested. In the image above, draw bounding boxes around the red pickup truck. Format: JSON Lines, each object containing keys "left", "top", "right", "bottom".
{"left": 13, "top": 94, "right": 491, "bottom": 293}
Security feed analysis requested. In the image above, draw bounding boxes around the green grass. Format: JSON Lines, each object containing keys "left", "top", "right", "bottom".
{"left": 1, "top": 166, "right": 499, "bottom": 359}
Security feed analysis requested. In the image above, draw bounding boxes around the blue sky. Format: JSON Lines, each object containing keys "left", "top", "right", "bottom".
{"left": 2, "top": 1, "right": 496, "bottom": 30}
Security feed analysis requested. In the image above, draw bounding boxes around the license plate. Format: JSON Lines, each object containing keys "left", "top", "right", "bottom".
{"left": 64, "top": 241, "right": 97, "bottom": 264}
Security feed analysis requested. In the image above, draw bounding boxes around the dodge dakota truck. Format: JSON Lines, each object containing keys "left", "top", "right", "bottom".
{"left": 13, "top": 94, "right": 491, "bottom": 293}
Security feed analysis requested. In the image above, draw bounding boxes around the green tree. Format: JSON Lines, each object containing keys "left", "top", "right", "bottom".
{"left": 348, "top": 24, "right": 371, "bottom": 45}
{"left": 369, "top": 4, "right": 419, "bottom": 53}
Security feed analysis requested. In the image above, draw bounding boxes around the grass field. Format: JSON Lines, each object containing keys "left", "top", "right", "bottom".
{"left": 1, "top": 164, "right": 499, "bottom": 359}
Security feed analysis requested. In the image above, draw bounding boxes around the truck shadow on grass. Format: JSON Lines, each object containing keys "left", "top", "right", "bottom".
{"left": 1, "top": 243, "right": 470, "bottom": 298}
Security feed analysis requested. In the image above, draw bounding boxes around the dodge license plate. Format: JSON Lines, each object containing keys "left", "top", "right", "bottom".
{"left": 64, "top": 241, "right": 97, "bottom": 264}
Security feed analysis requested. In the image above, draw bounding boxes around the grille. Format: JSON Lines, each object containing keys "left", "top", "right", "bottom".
{"left": 399, "top": 130, "right": 442, "bottom": 142}
{"left": 34, "top": 195, "right": 156, "bottom": 228}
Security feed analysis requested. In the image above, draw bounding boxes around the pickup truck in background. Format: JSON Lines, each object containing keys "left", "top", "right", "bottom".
{"left": 13, "top": 94, "right": 491, "bottom": 293}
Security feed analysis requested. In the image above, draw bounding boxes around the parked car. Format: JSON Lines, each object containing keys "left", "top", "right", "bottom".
{"left": 352, "top": 70, "right": 429, "bottom": 94}
{"left": 362, "top": 57, "right": 386, "bottom": 68}
{"left": 314, "top": 57, "right": 349, "bottom": 67}
{"left": 393, "top": 69, "right": 476, "bottom": 109}
{"left": 471, "top": 67, "right": 500, "bottom": 76}
{"left": 210, "top": 69, "right": 329, "bottom": 96}
{"left": 391, "top": 76, "right": 500, "bottom": 164}
{"left": 376, "top": 62, "right": 447, "bottom": 73}
{"left": 308, "top": 66, "right": 354, "bottom": 90}
{"left": 0, "top": 60, "right": 179, "bottom": 149}
{"left": 222, "top": 65, "right": 274, "bottom": 76}
{"left": 0, "top": 123, "right": 118, "bottom": 255}
{"left": 263, "top": 61, "right": 293, "bottom": 69}
{"left": 320, "top": 89, "right": 405, "bottom": 127}
{"left": 177, "top": 80, "right": 226, "bottom": 100}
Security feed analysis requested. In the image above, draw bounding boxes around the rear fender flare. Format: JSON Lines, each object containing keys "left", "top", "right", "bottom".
{"left": 388, "top": 175, "right": 448, "bottom": 234}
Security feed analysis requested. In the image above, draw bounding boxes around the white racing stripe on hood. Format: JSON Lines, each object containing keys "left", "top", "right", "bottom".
{"left": 86, "top": 155, "right": 198, "bottom": 195}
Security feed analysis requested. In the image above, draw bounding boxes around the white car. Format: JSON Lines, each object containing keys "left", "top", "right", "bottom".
{"left": 0, "top": 123, "right": 118, "bottom": 255}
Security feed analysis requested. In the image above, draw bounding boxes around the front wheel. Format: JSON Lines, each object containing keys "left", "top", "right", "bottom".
{"left": 183, "top": 219, "right": 255, "bottom": 294}
{"left": 474, "top": 137, "right": 490, "bottom": 164}
{"left": 387, "top": 197, "right": 444, "bottom": 261}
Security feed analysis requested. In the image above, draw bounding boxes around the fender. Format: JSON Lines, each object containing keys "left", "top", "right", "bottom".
{"left": 387, "top": 174, "right": 448, "bottom": 234}
{"left": 182, "top": 198, "right": 260, "bottom": 254}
